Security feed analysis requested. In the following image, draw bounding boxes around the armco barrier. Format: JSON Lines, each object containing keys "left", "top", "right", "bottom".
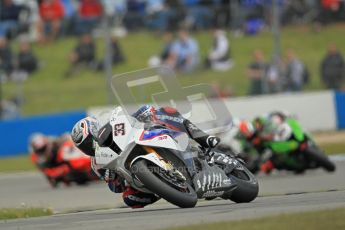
{"left": 0, "top": 110, "right": 86, "bottom": 157}
{"left": 223, "top": 91, "right": 337, "bottom": 131}
{"left": 88, "top": 91, "right": 338, "bottom": 131}
{"left": 335, "top": 91, "right": 345, "bottom": 129}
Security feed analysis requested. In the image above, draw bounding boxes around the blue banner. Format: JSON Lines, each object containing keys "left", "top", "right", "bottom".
{"left": 335, "top": 91, "right": 345, "bottom": 129}
{"left": 0, "top": 110, "right": 86, "bottom": 157}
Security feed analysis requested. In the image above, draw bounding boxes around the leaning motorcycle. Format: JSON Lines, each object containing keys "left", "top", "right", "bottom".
{"left": 260, "top": 118, "right": 336, "bottom": 173}
{"left": 95, "top": 107, "right": 259, "bottom": 208}
{"left": 32, "top": 140, "right": 98, "bottom": 187}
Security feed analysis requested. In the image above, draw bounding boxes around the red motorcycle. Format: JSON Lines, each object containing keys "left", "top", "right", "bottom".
{"left": 30, "top": 134, "right": 98, "bottom": 187}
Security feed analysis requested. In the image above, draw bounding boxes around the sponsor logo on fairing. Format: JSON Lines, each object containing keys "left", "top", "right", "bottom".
{"left": 155, "top": 114, "right": 184, "bottom": 123}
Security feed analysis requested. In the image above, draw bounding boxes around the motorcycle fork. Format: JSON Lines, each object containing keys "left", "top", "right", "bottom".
{"left": 143, "top": 146, "right": 174, "bottom": 171}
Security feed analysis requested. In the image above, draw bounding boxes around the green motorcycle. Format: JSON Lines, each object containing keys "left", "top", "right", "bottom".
{"left": 261, "top": 118, "right": 336, "bottom": 173}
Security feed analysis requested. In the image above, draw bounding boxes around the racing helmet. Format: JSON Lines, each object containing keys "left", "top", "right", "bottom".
{"left": 238, "top": 120, "right": 254, "bottom": 138}
{"left": 132, "top": 105, "right": 156, "bottom": 122}
{"left": 252, "top": 116, "right": 268, "bottom": 132}
{"left": 268, "top": 111, "right": 287, "bottom": 125}
{"left": 30, "top": 133, "right": 50, "bottom": 156}
{"left": 71, "top": 117, "right": 99, "bottom": 156}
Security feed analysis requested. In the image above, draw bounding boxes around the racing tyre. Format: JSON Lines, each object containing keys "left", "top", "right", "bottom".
{"left": 305, "top": 148, "right": 336, "bottom": 172}
{"left": 131, "top": 159, "right": 198, "bottom": 208}
{"left": 228, "top": 164, "right": 259, "bottom": 203}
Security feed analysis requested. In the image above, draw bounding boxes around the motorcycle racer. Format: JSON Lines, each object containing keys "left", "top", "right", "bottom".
{"left": 71, "top": 105, "right": 221, "bottom": 208}
{"left": 30, "top": 133, "right": 71, "bottom": 187}
{"left": 30, "top": 133, "right": 94, "bottom": 187}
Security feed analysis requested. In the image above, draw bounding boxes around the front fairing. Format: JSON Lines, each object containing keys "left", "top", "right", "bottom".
{"left": 134, "top": 128, "right": 189, "bottom": 152}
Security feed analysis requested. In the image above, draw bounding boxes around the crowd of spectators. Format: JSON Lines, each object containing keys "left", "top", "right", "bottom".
{"left": 65, "top": 33, "right": 124, "bottom": 77}
{"left": 149, "top": 27, "right": 231, "bottom": 73}
{"left": 246, "top": 48, "right": 310, "bottom": 95}
{"left": 246, "top": 45, "right": 344, "bottom": 96}
{"left": 1, "top": 0, "right": 345, "bottom": 119}
{"left": 2, "top": 0, "right": 345, "bottom": 42}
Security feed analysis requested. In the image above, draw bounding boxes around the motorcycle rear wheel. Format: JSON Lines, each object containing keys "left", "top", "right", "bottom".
{"left": 305, "top": 148, "right": 336, "bottom": 172}
{"left": 227, "top": 164, "right": 259, "bottom": 203}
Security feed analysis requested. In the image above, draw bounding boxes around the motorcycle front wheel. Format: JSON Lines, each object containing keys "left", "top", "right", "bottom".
{"left": 131, "top": 159, "right": 198, "bottom": 208}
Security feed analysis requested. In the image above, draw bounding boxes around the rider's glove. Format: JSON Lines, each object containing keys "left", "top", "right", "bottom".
{"left": 206, "top": 136, "right": 220, "bottom": 148}
{"left": 104, "top": 169, "right": 117, "bottom": 182}
{"left": 104, "top": 169, "right": 125, "bottom": 193}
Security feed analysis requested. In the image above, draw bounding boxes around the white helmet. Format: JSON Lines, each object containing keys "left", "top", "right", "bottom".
{"left": 71, "top": 117, "right": 99, "bottom": 156}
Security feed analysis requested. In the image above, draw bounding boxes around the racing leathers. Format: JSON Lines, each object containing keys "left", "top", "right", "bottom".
{"left": 30, "top": 135, "right": 73, "bottom": 187}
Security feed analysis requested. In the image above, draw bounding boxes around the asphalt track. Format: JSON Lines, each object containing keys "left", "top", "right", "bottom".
{"left": 1, "top": 161, "right": 345, "bottom": 230}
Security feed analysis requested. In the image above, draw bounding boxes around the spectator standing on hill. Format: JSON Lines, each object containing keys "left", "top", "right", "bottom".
{"left": 37, "top": 0, "right": 65, "bottom": 42}
{"left": 145, "top": 0, "right": 170, "bottom": 31}
{"left": 97, "top": 36, "right": 125, "bottom": 70}
{"left": 166, "top": 29, "right": 199, "bottom": 72}
{"left": 183, "top": 0, "right": 213, "bottom": 30}
{"left": 109, "top": 37, "right": 125, "bottom": 66}
{"left": 16, "top": 40, "right": 38, "bottom": 74}
{"left": 60, "top": 0, "right": 78, "bottom": 35}
{"left": 65, "top": 33, "right": 96, "bottom": 77}
{"left": 123, "top": 0, "right": 146, "bottom": 31}
{"left": 75, "top": 0, "right": 102, "bottom": 34}
{"left": 0, "top": 37, "right": 14, "bottom": 79}
{"left": 318, "top": 0, "right": 344, "bottom": 25}
{"left": 0, "top": 99, "right": 20, "bottom": 120}
{"left": 284, "top": 49, "right": 305, "bottom": 92}
{"left": 320, "top": 44, "right": 345, "bottom": 90}
{"left": 205, "top": 28, "right": 232, "bottom": 71}
{"left": 247, "top": 50, "right": 267, "bottom": 95}
{"left": 0, "top": 0, "right": 23, "bottom": 38}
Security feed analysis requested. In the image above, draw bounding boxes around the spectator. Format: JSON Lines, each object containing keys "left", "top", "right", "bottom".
{"left": 0, "top": 0, "right": 23, "bottom": 38}
{"left": 183, "top": 0, "right": 213, "bottom": 30}
{"left": 165, "top": 29, "right": 199, "bottom": 72}
{"left": 60, "top": 0, "right": 78, "bottom": 35}
{"left": 148, "top": 31, "right": 174, "bottom": 67}
{"left": 16, "top": 40, "right": 38, "bottom": 74}
{"left": 97, "top": 36, "right": 125, "bottom": 70}
{"left": 110, "top": 37, "right": 125, "bottom": 66}
{"left": 164, "top": 0, "right": 186, "bottom": 31}
{"left": 320, "top": 43, "right": 345, "bottom": 89}
{"left": 0, "top": 37, "right": 14, "bottom": 78}
{"left": 37, "top": 0, "right": 65, "bottom": 42}
{"left": 0, "top": 99, "right": 20, "bottom": 120}
{"left": 318, "top": 0, "right": 343, "bottom": 25}
{"left": 123, "top": 0, "right": 146, "bottom": 31}
{"left": 75, "top": 0, "right": 102, "bottom": 35}
{"left": 284, "top": 49, "right": 305, "bottom": 92}
{"left": 247, "top": 49, "right": 267, "bottom": 95}
{"left": 65, "top": 33, "right": 96, "bottom": 77}
{"left": 266, "top": 61, "right": 283, "bottom": 94}
{"left": 146, "top": 0, "right": 170, "bottom": 31}
{"left": 205, "top": 28, "right": 232, "bottom": 71}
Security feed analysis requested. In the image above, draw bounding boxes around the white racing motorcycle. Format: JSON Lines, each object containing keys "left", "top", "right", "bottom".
{"left": 95, "top": 107, "right": 259, "bottom": 208}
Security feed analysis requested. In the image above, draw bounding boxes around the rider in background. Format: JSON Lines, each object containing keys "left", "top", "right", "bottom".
{"left": 30, "top": 133, "right": 72, "bottom": 187}
{"left": 250, "top": 111, "right": 293, "bottom": 173}
{"left": 71, "top": 105, "right": 221, "bottom": 208}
